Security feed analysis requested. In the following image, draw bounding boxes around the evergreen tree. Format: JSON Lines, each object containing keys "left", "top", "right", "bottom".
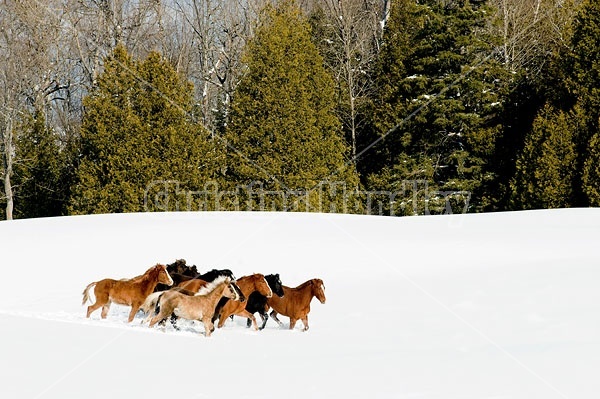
{"left": 572, "top": 0, "right": 600, "bottom": 205}
{"left": 12, "top": 111, "right": 73, "bottom": 218}
{"left": 69, "top": 45, "right": 216, "bottom": 214}
{"left": 583, "top": 132, "right": 600, "bottom": 205}
{"left": 510, "top": 105, "right": 579, "bottom": 209}
{"left": 365, "top": 0, "right": 508, "bottom": 213}
{"left": 224, "top": 2, "right": 361, "bottom": 213}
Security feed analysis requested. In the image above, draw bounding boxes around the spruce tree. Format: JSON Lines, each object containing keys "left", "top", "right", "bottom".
{"left": 69, "top": 45, "right": 216, "bottom": 214}
{"left": 365, "top": 0, "right": 507, "bottom": 213}
{"left": 224, "top": 2, "right": 360, "bottom": 213}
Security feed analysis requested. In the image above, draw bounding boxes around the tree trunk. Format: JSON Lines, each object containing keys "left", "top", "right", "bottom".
{"left": 2, "top": 117, "right": 14, "bottom": 220}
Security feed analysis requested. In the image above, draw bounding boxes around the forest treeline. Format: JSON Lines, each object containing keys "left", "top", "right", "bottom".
{"left": 1, "top": 0, "right": 599, "bottom": 219}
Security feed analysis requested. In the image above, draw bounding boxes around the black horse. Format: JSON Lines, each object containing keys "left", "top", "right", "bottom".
{"left": 196, "top": 268, "right": 236, "bottom": 282}
{"left": 155, "top": 259, "right": 200, "bottom": 292}
{"left": 214, "top": 274, "right": 284, "bottom": 330}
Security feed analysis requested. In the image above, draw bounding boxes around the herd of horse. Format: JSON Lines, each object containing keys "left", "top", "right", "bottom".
{"left": 81, "top": 259, "right": 326, "bottom": 337}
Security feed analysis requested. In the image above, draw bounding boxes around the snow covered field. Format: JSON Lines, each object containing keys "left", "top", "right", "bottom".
{"left": 0, "top": 209, "right": 598, "bottom": 399}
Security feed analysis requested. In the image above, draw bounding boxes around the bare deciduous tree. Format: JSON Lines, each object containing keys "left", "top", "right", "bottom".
{"left": 316, "top": 0, "right": 383, "bottom": 161}
{"left": 0, "top": 0, "right": 71, "bottom": 219}
{"left": 491, "top": 0, "right": 580, "bottom": 75}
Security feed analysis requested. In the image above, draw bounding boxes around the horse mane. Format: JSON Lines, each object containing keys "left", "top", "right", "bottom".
{"left": 146, "top": 264, "right": 163, "bottom": 276}
{"left": 195, "top": 275, "right": 229, "bottom": 296}
{"left": 294, "top": 279, "right": 315, "bottom": 290}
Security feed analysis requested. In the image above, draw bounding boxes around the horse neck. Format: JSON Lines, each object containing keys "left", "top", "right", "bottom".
{"left": 201, "top": 283, "right": 228, "bottom": 306}
{"left": 137, "top": 268, "right": 160, "bottom": 295}
{"left": 237, "top": 276, "right": 257, "bottom": 296}
{"left": 289, "top": 283, "right": 314, "bottom": 306}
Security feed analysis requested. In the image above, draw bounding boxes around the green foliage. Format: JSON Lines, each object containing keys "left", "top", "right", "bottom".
{"left": 224, "top": 2, "right": 361, "bottom": 213}
{"left": 11, "top": 111, "right": 74, "bottom": 218}
{"left": 365, "top": 0, "right": 508, "bottom": 213}
{"left": 69, "top": 45, "right": 216, "bottom": 214}
{"left": 572, "top": 0, "right": 600, "bottom": 122}
{"left": 583, "top": 130, "right": 600, "bottom": 205}
{"left": 510, "top": 105, "right": 580, "bottom": 209}
{"left": 571, "top": 0, "right": 600, "bottom": 206}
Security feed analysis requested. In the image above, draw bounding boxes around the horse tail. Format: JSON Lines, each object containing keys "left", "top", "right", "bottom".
{"left": 154, "top": 293, "right": 165, "bottom": 315}
{"left": 81, "top": 282, "right": 97, "bottom": 305}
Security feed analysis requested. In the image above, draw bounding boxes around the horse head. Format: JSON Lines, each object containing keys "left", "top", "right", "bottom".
{"left": 255, "top": 274, "right": 273, "bottom": 298}
{"left": 312, "top": 279, "right": 326, "bottom": 304}
{"left": 223, "top": 278, "right": 243, "bottom": 301}
{"left": 266, "top": 274, "right": 284, "bottom": 297}
{"left": 230, "top": 281, "right": 246, "bottom": 302}
{"left": 156, "top": 264, "right": 174, "bottom": 286}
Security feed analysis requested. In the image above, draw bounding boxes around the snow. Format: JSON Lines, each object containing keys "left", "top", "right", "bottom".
{"left": 0, "top": 209, "right": 599, "bottom": 398}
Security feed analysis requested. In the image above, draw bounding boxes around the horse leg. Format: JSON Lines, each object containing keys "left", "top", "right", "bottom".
{"left": 169, "top": 313, "right": 180, "bottom": 331}
{"left": 127, "top": 304, "right": 141, "bottom": 323}
{"left": 202, "top": 317, "right": 214, "bottom": 337}
{"left": 87, "top": 290, "right": 109, "bottom": 318}
{"left": 301, "top": 316, "right": 309, "bottom": 331}
{"left": 289, "top": 318, "right": 297, "bottom": 330}
{"left": 149, "top": 312, "right": 168, "bottom": 329}
{"left": 86, "top": 301, "right": 103, "bottom": 318}
{"left": 270, "top": 310, "right": 284, "bottom": 327}
{"left": 100, "top": 301, "right": 112, "bottom": 319}
{"left": 217, "top": 310, "right": 231, "bottom": 329}
{"left": 238, "top": 310, "right": 259, "bottom": 331}
{"left": 259, "top": 311, "right": 269, "bottom": 330}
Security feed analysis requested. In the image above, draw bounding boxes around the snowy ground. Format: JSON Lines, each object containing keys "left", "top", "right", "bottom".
{"left": 0, "top": 209, "right": 598, "bottom": 399}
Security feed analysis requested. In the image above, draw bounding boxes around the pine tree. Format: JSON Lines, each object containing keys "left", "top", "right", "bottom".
{"left": 69, "top": 45, "right": 216, "bottom": 214}
{"left": 510, "top": 105, "right": 579, "bottom": 209}
{"left": 224, "top": 2, "right": 360, "bottom": 213}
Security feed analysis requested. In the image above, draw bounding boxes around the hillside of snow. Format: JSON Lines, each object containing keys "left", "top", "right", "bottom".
{"left": 0, "top": 209, "right": 598, "bottom": 399}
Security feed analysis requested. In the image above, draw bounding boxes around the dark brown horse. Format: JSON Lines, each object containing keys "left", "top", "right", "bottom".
{"left": 149, "top": 276, "right": 241, "bottom": 337}
{"left": 216, "top": 274, "right": 273, "bottom": 330}
{"left": 82, "top": 264, "right": 173, "bottom": 322}
{"left": 268, "top": 278, "right": 326, "bottom": 331}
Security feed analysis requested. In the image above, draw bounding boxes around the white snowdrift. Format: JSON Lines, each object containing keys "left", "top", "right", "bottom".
{"left": 0, "top": 209, "right": 598, "bottom": 399}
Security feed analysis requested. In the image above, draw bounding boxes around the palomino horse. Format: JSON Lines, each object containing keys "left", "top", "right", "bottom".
{"left": 82, "top": 264, "right": 173, "bottom": 322}
{"left": 242, "top": 274, "right": 284, "bottom": 330}
{"left": 268, "top": 278, "right": 326, "bottom": 331}
{"left": 216, "top": 273, "right": 273, "bottom": 330}
{"left": 140, "top": 287, "right": 196, "bottom": 323}
{"left": 148, "top": 276, "right": 241, "bottom": 337}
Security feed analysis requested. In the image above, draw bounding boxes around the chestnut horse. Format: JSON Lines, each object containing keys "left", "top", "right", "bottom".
{"left": 242, "top": 274, "right": 285, "bottom": 330}
{"left": 268, "top": 278, "right": 326, "bottom": 331}
{"left": 82, "top": 264, "right": 173, "bottom": 322}
{"left": 216, "top": 273, "right": 273, "bottom": 330}
{"left": 176, "top": 278, "right": 208, "bottom": 292}
{"left": 149, "top": 276, "right": 241, "bottom": 337}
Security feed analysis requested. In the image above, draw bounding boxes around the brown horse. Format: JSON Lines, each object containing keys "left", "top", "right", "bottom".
{"left": 149, "top": 276, "right": 241, "bottom": 337}
{"left": 176, "top": 278, "right": 209, "bottom": 293}
{"left": 216, "top": 273, "right": 273, "bottom": 330}
{"left": 268, "top": 278, "right": 326, "bottom": 331}
{"left": 82, "top": 264, "right": 173, "bottom": 322}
